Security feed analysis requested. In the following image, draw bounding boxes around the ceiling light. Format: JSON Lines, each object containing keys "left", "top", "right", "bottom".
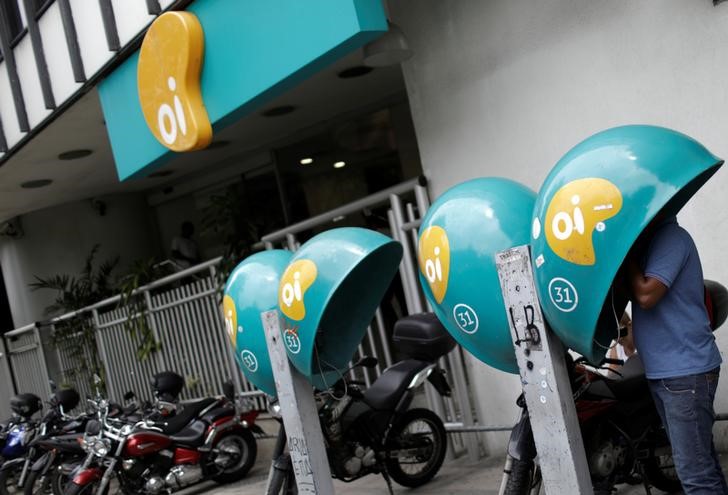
{"left": 363, "top": 22, "right": 413, "bottom": 67}
{"left": 58, "top": 149, "right": 92, "bottom": 160}
{"left": 334, "top": 161, "right": 346, "bottom": 169}
{"left": 300, "top": 158, "right": 313, "bottom": 165}
{"left": 21, "top": 179, "right": 53, "bottom": 189}
{"left": 261, "top": 105, "right": 297, "bottom": 117}
{"left": 148, "top": 170, "right": 174, "bottom": 178}
{"left": 337, "top": 66, "right": 374, "bottom": 79}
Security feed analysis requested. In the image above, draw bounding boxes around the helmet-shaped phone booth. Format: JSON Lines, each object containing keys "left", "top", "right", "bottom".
{"left": 417, "top": 178, "right": 536, "bottom": 373}
{"left": 277, "top": 227, "right": 403, "bottom": 389}
{"left": 223, "top": 249, "right": 293, "bottom": 396}
{"left": 530, "top": 125, "right": 723, "bottom": 362}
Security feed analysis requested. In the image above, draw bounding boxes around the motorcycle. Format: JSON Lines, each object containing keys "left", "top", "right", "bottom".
{"left": 0, "top": 388, "right": 82, "bottom": 495}
{"left": 64, "top": 387, "right": 259, "bottom": 494}
{"left": 500, "top": 279, "right": 728, "bottom": 495}
{"left": 501, "top": 353, "right": 681, "bottom": 495}
{"left": 266, "top": 312, "right": 454, "bottom": 495}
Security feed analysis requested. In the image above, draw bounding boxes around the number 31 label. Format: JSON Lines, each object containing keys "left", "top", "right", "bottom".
{"left": 453, "top": 303, "right": 479, "bottom": 334}
{"left": 548, "top": 277, "right": 579, "bottom": 313}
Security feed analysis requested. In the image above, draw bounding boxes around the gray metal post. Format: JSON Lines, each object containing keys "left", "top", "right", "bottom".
{"left": 261, "top": 310, "right": 335, "bottom": 495}
{"left": 495, "top": 246, "right": 593, "bottom": 494}
{"left": 92, "top": 310, "right": 116, "bottom": 401}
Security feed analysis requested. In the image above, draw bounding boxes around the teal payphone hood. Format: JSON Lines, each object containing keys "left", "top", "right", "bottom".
{"left": 278, "top": 227, "right": 403, "bottom": 388}
{"left": 417, "top": 178, "right": 536, "bottom": 373}
{"left": 223, "top": 249, "right": 293, "bottom": 397}
{"left": 531, "top": 125, "right": 723, "bottom": 362}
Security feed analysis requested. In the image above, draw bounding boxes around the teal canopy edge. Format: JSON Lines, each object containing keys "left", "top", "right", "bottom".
{"left": 98, "top": 0, "right": 387, "bottom": 181}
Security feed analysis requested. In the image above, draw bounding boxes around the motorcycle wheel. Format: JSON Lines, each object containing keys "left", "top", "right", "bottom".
{"left": 384, "top": 408, "right": 447, "bottom": 488}
{"left": 643, "top": 451, "right": 683, "bottom": 493}
{"left": 24, "top": 469, "right": 66, "bottom": 495}
{"left": 0, "top": 467, "right": 24, "bottom": 495}
{"left": 503, "top": 458, "right": 535, "bottom": 495}
{"left": 211, "top": 429, "right": 257, "bottom": 484}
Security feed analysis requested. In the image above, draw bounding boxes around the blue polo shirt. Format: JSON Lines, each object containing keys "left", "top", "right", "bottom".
{"left": 632, "top": 217, "right": 722, "bottom": 379}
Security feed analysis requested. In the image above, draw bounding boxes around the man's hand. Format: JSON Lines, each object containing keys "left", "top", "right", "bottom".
{"left": 629, "top": 257, "right": 668, "bottom": 309}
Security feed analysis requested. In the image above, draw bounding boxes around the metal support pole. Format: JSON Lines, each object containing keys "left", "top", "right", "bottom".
{"left": 261, "top": 310, "right": 335, "bottom": 495}
{"left": 286, "top": 233, "right": 299, "bottom": 252}
{"left": 92, "top": 310, "right": 116, "bottom": 401}
{"left": 495, "top": 246, "right": 593, "bottom": 494}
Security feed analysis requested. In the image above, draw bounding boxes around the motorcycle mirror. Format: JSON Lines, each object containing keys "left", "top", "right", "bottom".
{"left": 93, "top": 374, "right": 102, "bottom": 385}
{"left": 123, "top": 391, "right": 136, "bottom": 401}
{"left": 356, "top": 356, "right": 378, "bottom": 369}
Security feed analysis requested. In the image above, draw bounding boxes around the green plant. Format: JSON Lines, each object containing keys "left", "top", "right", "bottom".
{"left": 201, "top": 187, "right": 260, "bottom": 296}
{"left": 30, "top": 245, "right": 119, "bottom": 390}
{"left": 117, "top": 258, "right": 168, "bottom": 360}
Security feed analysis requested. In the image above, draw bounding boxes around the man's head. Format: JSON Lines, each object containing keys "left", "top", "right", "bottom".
{"left": 181, "top": 221, "right": 194, "bottom": 238}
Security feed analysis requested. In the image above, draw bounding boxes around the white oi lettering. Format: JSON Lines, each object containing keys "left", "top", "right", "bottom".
{"left": 157, "top": 76, "right": 188, "bottom": 145}
{"left": 552, "top": 194, "right": 585, "bottom": 241}
{"left": 424, "top": 246, "right": 443, "bottom": 284}
{"left": 281, "top": 271, "right": 303, "bottom": 307}
{"left": 224, "top": 309, "right": 234, "bottom": 337}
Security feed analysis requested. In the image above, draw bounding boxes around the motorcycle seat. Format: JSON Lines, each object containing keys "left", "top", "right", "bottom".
{"left": 363, "top": 359, "right": 431, "bottom": 411}
{"left": 169, "top": 419, "right": 207, "bottom": 447}
{"left": 604, "top": 356, "right": 650, "bottom": 401}
{"left": 155, "top": 398, "right": 217, "bottom": 435}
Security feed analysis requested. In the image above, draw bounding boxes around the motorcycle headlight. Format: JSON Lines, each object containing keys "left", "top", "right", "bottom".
{"left": 89, "top": 438, "right": 111, "bottom": 457}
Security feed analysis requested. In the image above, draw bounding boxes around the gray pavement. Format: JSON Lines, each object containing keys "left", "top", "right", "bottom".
{"left": 179, "top": 419, "right": 726, "bottom": 494}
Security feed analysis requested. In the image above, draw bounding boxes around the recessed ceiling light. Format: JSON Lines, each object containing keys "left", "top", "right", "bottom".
{"left": 300, "top": 157, "right": 313, "bottom": 165}
{"left": 261, "top": 105, "right": 296, "bottom": 117}
{"left": 21, "top": 179, "right": 53, "bottom": 189}
{"left": 337, "top": 66, "right": 374, "bottom": 79}
{"left": 334, "top": 161, "right": 346, "bottom": 169}
{"left": 206, "top": 140, "right": 229, "bottom": 149}
{"left": 148, "top": 170, "right": 174, "bottom": 178}
{"left": 58, "top": 149, "right": 92, "bottom": 160}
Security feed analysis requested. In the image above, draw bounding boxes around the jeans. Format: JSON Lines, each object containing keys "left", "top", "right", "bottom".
{"left": 648, "top": 368, "right": 728, "bottom": 495}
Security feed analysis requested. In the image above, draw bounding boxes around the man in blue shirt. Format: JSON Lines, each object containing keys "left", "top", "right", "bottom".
{"left": 629, "top": 215, "right": 726, "bottom": 494}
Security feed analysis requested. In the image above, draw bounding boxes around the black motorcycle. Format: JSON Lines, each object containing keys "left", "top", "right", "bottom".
{"left": 0, "top": 388, "right": 82, "bottom": 495}
{"left": 267, "top": 312, "right": 454, "bottom": 494}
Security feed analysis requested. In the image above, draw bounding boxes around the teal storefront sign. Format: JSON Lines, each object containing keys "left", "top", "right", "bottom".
{"left": 98, "top": 0, "right": 387, "bottom": 180}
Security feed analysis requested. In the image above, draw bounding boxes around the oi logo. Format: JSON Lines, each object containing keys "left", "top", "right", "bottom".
{"left": 417, "top": 226, "right": 450, "bottom": 304}
{"left": 279, "top": 260, "right": 318, "bottom": 321}
{"left": 539, "top": 178, "right": 623, "bottom": 266}
{"left": 137, "top": 12, "right": 212, "bottom": 152}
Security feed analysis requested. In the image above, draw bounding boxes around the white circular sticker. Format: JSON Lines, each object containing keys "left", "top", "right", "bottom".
{"left": 453, "top": 303, "right": 479, "bottom": 334}
{"left": 284, "top": 329, "right": 302, "bottom": 355}
{"left": 241, "top": 350, "right": 258, "bottom": 372}
{"left": 548, "top": 277, "right": 579, "bottom": 313}
{"left": 532, "top": 218, "right": 541, "bottom": 240}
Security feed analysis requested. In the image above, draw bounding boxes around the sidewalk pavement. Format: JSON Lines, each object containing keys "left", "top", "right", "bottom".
{"left": 180, "top": 419, "right": 724, "bottom": 494}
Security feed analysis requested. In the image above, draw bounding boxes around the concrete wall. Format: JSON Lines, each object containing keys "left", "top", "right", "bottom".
{"left": 0, "top": 194, "right": 160, "bottom": 328}
{"left": 391, "top": 0, "right": 728, "bottom": 452}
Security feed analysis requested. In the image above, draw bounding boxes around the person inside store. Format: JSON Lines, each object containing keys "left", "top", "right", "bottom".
{"left": 171, "top": 221, "right": 200, "bottom": 270}
{"left": 628, "top": 212, "right": 727, "bottom": 494}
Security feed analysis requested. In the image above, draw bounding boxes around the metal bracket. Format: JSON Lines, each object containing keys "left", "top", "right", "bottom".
{"left": 495, "top": 246, "right": 593, "bottom": 494}
{"left": 261, "top": 310, "right": 335, "bottom": 495}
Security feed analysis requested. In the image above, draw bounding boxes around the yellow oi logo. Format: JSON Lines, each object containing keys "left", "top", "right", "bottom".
{"left": 222, "top": 295, "right": 237, "bottom": 347}
{"left": 137, "top": 12, "right": 212, "bottom": 152}
{"left": 279, "top": 260, "right": 318, "bottom": 321}
{"left": 418, "top": 226, "right": 450, "bottom": 304}
{"left": 543, "top": 178, "right": 623, "bottom": 266}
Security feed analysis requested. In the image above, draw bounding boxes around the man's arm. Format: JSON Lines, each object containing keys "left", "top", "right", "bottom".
{"left": 629, "top": 257, "right": 668, "bottom": 310}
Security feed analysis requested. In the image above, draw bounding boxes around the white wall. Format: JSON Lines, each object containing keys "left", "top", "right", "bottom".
{"left": 0, "top": 193, "right": 160, "bottom": 327}
{"left": 391, "top": 0, "right": 728, "bottom": 452}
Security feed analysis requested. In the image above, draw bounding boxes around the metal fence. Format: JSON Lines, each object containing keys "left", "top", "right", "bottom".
{"left": 1, "top": 177, "right": 487, "bottom": 460}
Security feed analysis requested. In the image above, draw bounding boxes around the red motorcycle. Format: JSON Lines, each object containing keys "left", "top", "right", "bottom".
{"left": 65, "top": 388, "right": 259, "bottom": 494}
